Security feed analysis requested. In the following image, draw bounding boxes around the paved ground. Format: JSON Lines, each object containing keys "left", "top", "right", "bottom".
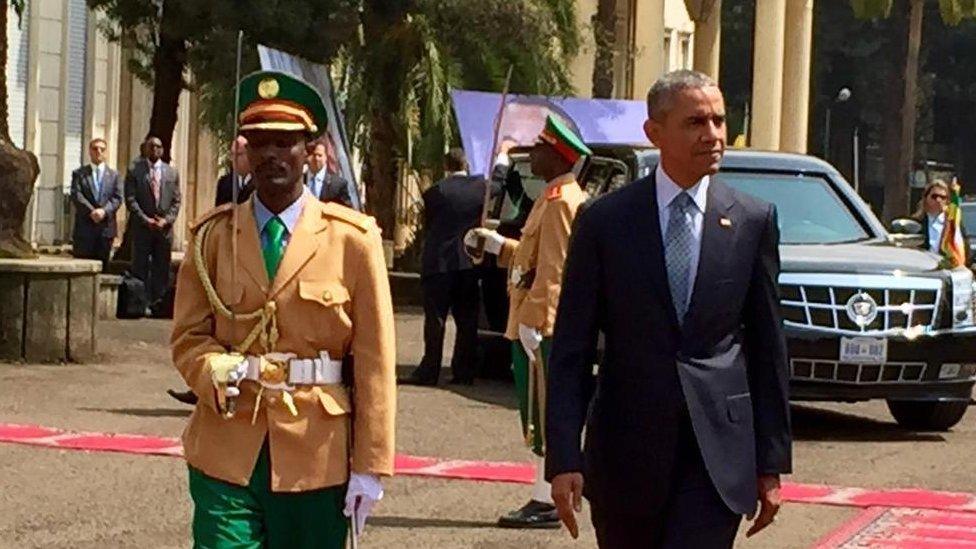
{"left": 2, "top": 313, "right": 975, "bottom": 548}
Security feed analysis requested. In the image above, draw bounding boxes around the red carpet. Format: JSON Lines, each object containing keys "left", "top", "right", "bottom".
{"left": 3, "top": 422, "right": 976, "bottom": 514}
{"left": 815, "top": 507, "right": 976, "bottom": 548}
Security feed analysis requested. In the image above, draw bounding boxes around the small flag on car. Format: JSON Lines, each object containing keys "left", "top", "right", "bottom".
{"left": 939, "top": 177, "right": 967, "bottom": 268}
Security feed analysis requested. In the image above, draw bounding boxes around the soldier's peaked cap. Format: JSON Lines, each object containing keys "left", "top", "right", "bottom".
{"left": 539, "top": 114, "right": 592, "bottom": 164}
{"left": 237, "top": 70, "right": 328, "bottom": 136}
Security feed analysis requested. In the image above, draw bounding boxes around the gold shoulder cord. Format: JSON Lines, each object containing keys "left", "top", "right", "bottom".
{"left": 193, "top": 217, "right": 280, "bottom": 355}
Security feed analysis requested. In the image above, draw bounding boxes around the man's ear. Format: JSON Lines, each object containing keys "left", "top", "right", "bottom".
{"left": 644, "top": 118, "right": 662, "bottom": 148}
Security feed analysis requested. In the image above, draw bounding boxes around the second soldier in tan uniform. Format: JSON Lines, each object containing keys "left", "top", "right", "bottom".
{"left": 466, "top": 115, "right": 592, "bottom": 528}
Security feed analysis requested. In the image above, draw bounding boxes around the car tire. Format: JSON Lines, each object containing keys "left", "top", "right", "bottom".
{"left": 886, "top": 400, "right": 969, "bottom": 431}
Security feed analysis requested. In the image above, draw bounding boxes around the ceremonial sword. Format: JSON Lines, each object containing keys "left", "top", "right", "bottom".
{"left": 467, "top": 65, "right": 514, "bottom": 264}
{"left": 218, "top": 29, "right": 246, "bottom": 418}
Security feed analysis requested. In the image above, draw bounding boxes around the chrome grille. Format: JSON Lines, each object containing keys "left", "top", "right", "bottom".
{"left": 779, "top": 273, "right": 942, "bottom": 336}
{"left": 791, "top": 358, "right": 928, "bottom": 384}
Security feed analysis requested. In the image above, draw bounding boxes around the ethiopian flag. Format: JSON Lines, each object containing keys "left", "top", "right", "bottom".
{"left": 939, "top": 178, "right": 967, "bottom": 268}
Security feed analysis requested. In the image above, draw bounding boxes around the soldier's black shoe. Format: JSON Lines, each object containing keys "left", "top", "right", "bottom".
{"left": 397, "top": 368, "right": 438, "bottom": 386}
{"left": 497, "top": 500, "right": 561, "bottom": 529}
{"left": 167, "top": 389, "right": 199, "bottom": 405}
{"left": 448, "top": 376, "right": 474, "bottom": 386}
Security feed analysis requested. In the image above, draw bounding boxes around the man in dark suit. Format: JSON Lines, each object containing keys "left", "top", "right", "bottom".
{"left": 70, "top": 138, "right": 122, "bottom": 268}
{"left": 400, "top": 148, "right": 484, "bottom": 386}
{"left": 545, "top": 70, "right": 791, "bottom": 548}
{"left": 125, "top": 135, "right": 181, "bottom": 316}
{"left": 305, "top": 135, "right": 356, "bottom": 209}
{"left": 214, "top": 136, "right": 254, "bottom": 206}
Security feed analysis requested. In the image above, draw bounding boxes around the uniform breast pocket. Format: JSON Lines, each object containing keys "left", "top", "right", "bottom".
{"left": 214, "top": 274, "right": 244, "bottom": 307}
{"left": 298, "top": 280, "right": 353, "bottom": 331}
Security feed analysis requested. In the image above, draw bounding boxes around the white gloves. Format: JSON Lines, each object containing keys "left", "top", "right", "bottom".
{"left": 344, "top": 473, "right": 383, "bottom": 537}
{"left": 464, "top": 227, "right": 505, "bottom": 255}
{"left": 208, "top": 353, "right": 248, "bottom": 387}
{"left": 518, "top": 324, "right": 543, "bottom": 361}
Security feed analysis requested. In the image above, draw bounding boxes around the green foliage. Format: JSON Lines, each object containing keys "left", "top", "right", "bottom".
{"left": 341, "top": 0, "right": 579, "bottom": 174}
{"left": 851, "top": 0, "right": 976, "bottom": 25}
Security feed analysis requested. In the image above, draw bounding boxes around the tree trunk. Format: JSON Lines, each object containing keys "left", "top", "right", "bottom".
{"left": 365, "top": 110, "right": 398, "bottom": 237}
{"left": 591, "top": 0, "right": 617, "bottom": 98}
{"left": 147, "top": 1, "right": 188, "bottom": 162}
{"left": 0, "top": 0, "right": 40, "bottom": 258}
{"left": 882, "top": 0, "right": 923, "bottom": 222}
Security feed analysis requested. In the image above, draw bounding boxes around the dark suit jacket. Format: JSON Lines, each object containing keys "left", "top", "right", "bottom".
{"left": 911, "top": 212, "right": 973, "bottom": 264}
{"left": 124, "top": 158, "right": 181, "bottom": 238}
{"left": 214, "top": 173, "right": 254, "bottom": 207}
{"left": 305, "top": 170, "right": 356, "bottom": 210}
{"left": 70, "top": 164, "right": 122, "bottom": 239}
{"left": 545, "top": 173, "right": 792, "bottom": 517}
{"left": 421, "top": 174, "right": 487, "bottom": 276}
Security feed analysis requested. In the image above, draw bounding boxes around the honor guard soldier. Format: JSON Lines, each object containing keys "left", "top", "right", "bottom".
{"left": 171, "top": 70, "right": 396, "bottom": 548}
{"left": 465, "top": 115, "right": 591, "bottom": 528}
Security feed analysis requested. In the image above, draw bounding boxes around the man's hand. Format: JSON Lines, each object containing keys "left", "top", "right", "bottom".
{"left": 463, "top": 227, "right": 505, "bottom": 255}
{"left": 518, "top": 324, "right": 543, "bottom": 361}
{"left": 154, "top": 216, "right": 169, "bottom": 229}
{"left": 746, "top": 474, "right": 782, "bottom": 537}
{"left": 551, "top": 472, "right": 583, "bottom": 539}
{"left": 89, "top": 208, "right": 106, "bottom": 223}
{"left": 344, "top": 473, "right": 383, "bottom": 537}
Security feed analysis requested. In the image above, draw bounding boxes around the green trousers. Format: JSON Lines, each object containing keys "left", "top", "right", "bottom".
{"left": 512, "top": 338, "right": 552, "bottom": 457}
{"left": 188, "top": 441, "right": 347, "bottom": 549}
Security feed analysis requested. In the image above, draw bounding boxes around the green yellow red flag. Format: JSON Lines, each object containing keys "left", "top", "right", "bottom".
{"left": 939, "top": 178, "right": 967, "bottom": 268}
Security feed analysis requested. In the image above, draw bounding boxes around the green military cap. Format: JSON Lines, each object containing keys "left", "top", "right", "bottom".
{"left": 237, "top": 70, "right": 328, "bottom": 136}
{"left": 539, "top": 114, "right": 592, "bottom": 163}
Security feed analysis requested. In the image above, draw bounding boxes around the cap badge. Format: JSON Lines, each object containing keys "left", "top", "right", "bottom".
{"left": 258, "top": 78, "right": 280, "bottom": 99}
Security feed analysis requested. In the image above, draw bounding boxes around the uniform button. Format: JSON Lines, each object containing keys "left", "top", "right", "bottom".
{"left": 266, "top": 395, "right": 278, "bottom": 405}
{"left": 322, "top": 290, "right": 332, "bottom": 302}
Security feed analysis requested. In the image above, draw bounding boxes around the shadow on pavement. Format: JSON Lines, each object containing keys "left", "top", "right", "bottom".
{"left": 791, "top": 404, "right": 945, "bottom": 443}
{"left": 369, "top": 516, "right": 497, "bottom": 529}
{"left": 395, "top": 364, "right": 519, "bottom": 410}
{"left": 79, "top": 407, "right": 192, "bottom": 418}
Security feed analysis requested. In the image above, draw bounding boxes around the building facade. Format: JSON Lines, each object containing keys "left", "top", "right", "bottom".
{"left": 5, "top": 0, "right": 218, "bottom": 251}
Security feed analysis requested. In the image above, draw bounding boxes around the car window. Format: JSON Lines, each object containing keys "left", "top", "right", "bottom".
{"left": 720, "top": 172, "right": 871, "bottom": 245}
{"left": 962, "top": 203, "right": 976, "bottom": 234}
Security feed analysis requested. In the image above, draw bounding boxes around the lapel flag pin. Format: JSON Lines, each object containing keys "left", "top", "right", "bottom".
{"left": 720, "top": 217, "right": 733, "bottom": 227}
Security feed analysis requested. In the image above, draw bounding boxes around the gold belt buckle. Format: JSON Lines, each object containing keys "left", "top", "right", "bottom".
{"left": 259, "top": 352, "right": 296, "bottom": 390}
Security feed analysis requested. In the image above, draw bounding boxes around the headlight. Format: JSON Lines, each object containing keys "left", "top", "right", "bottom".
{"left": 950, "top": 269, "right": 974, "bottom": 327}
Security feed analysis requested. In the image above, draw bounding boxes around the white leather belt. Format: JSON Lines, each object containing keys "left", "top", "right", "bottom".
{"left": 243, "top": 352, "right": 343, "bottom": 386}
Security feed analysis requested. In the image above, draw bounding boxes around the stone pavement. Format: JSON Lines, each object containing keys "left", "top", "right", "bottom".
{"left": 2, "top": 314, "right": 976, "bottom": 548}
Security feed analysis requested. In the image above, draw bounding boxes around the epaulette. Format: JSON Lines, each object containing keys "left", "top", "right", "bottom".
{"left": 321, "top": 202, "right": 376, "bottom": 233}
{"left": 189, "top": 203, "right": 233, "bottom": 232}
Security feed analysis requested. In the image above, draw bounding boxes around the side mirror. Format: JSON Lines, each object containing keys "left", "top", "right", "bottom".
{"left": 890, "top": 218, "right": 922, "bottom": 235}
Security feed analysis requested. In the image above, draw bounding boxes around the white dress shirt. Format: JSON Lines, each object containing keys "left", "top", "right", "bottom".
{"left": 254, "top": 187, "right": 308, "bottom": 253}
{"left": 656, "top": 164, "right": 709, "bottom": 308}
{"left": 308, "top": 167, "right": 327, "bottom": 198}
{"left": 927, "top": 212, "right": 945, "bottom": 253}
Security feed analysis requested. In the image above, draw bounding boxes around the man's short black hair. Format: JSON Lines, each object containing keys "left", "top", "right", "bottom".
{"left": 444, "top": 148, "right": 467, "bottom": 173}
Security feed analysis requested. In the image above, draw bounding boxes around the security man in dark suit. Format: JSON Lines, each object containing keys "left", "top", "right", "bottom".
{"left": 214, "top": 136, "right": 254, "bottom": 206}
{"left": 400, "top": 148, "right": 484, "bottom": 386}
{"left": 124, "top": 135, "right": 182, "bottom": 316}
{"left": 305, "top": 135, "right": 356, "bottom": 209}
{"left": 545, "top": 70, "right": 792, "bottom": 548}
{"left": 70, "top": 138, "right": 122, "bottom": 268}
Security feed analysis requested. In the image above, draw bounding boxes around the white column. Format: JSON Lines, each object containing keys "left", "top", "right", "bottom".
{"left": 749, "top": 0, "right": 786, "bottom": 150}
{"left": 780, "top": 0, "right": 814, "bottom": 153}
{"left": 692, "top": 0, "right": 721, "bottom": 81}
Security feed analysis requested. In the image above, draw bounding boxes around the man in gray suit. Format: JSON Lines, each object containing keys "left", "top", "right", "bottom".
{"left": 125, "top": 136, "right": 181, "bottom": 316}
{"left": 545, "top": 71, "right": 791, "bottom": 548}
{"left": 70, "top": 138, "right": 122, "bottom": 268}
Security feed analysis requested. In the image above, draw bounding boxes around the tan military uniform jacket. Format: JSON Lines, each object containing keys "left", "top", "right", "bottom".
{"left": 171, "top": 194, "right": 396, "bottom": 492}
{"left": 498, "top": 173, "right": 586, "bottom": 340}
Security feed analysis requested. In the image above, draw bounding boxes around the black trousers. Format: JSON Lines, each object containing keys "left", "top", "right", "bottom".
{"left": 418, "top": 270, "right": 480, "bottom": 382}
{"left": 73, "top": 234, "right": 113, "bottom": 269}
{"left": 590, "top": 419, "right": 742, "bottom": 549}
{"left": 132, "top": 229, "right": 173, "bottom": 308}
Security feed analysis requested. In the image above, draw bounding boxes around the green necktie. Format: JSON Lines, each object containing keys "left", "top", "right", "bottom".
{"left": 262, "top": 216, "right": 287, "bottom": 280}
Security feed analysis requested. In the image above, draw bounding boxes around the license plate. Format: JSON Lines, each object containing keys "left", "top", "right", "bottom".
{"left": 839, "top": 337, "right": 888, "bottom": 364}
